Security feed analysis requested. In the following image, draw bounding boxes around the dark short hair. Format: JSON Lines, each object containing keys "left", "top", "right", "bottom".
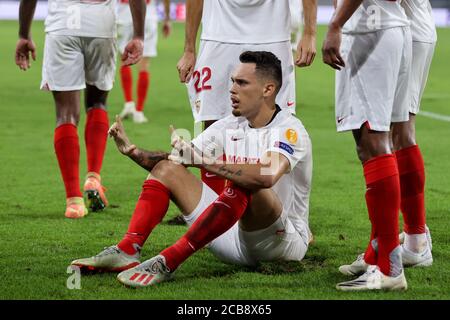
{"left": 239, "top": 51, "right": 282, "bottom": 94}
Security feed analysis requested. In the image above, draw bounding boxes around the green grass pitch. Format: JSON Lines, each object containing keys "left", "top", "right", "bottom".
{"left": 0, "top": 21, "right": 449, "bottom": 300}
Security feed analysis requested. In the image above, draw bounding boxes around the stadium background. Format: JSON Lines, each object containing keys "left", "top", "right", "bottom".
{"left": 0, "top": 0, "right": 449, "bottom": 300}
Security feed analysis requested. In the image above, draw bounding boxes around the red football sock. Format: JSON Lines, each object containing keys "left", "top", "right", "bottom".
{"left": 54, "top": 124, "right": 82, "bottom": 198}
{"left": 118, "top": 180, "right": 171, "bottom": 255}
{"left": 201, "top": 168, "right": 226, "bottom": 195}
{"left": 136, "top": 71, "right": 150, "bottom": 112}
{"left": 85, "top": 108, "right": 109, "bottom": 175}
{"left": 363, "top": 154, "right": 401, "bottom": 276}
{"left": 396, "top": 145, "right": 426, "bottom": 235}
{"left": 120, "top": 65, "right": 133, "bottom": 103}
{"left": 363, "top": 227, "right": 377, "bottom": 265}
{"left": 161, "top": 184, "right": 251, "bottom": 271}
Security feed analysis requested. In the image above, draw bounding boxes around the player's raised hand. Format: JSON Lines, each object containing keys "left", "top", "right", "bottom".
{"left": 108, "top": 115, "right": 137, "bottom": 156}
{"left": 295, "top": 34, "right": 316, "bottom": 67}
{"left": 176, "top": 51, "right": 196, "bottom": 83}
{"left": 322, "top": 25, "right": 346, "bottom": 70}
{"left": 122, "top": 37, "right": 144, "bottom": 66}
{"left": 15, "top": 38, "right": 36, "bottom": 71}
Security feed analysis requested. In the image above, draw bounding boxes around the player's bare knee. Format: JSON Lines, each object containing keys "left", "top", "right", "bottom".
{"left": 150, "top": 160, "right": 184, "bottom": 183}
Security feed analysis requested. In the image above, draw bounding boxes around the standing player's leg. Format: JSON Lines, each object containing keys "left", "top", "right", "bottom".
{"left": 134, "top": 57, "right": 150, "bottom": 123}
{"left": 53, "top": 90, "right": 87, "bottom": 219}
{"left": 390, "top": 40, "right": 436, "bottom": 266}
{"left": 82, "top": 37, "right": 117, "bottom": 211}
{"left": 83, "top": 85, "right": 110, "bottom": 212}
{"left": 118, "top": 23, "right": 136, "bottom": 120}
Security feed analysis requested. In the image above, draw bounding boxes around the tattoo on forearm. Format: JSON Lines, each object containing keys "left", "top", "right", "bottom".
{"left": 217, "top": 166, "right": 242, "bottom": 178}
{"left": 130, "top": 149, "right": 169, "bottom": 171}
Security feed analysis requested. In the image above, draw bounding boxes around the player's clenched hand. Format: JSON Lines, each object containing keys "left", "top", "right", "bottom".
{"left": 176, "top": 52, "right": 196, "bottom": 83}
{"left": 15, "top": 38, "right": 36, "bottom": 71}
{"left": 108, "top": 115, "right": 137, "bottom": 156}
{"left": 322, "top": 25, "right": 346, "bottom": 70}
{"left": 295, "top": 34, "right": 316, "bottom": 67}
{"left": 122, "top": 37, "right": 144, "bottom": 66}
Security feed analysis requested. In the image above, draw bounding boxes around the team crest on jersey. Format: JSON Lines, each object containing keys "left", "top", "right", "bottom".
{"left": 285, "top": 129, "right": 298, "bottom": 144}
{"left": 195, "top": 99, "right": 201, "bottom": 113}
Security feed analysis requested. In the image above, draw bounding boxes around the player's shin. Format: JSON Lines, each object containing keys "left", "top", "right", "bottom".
{"left": 118, "top": 179, "right": 171, "bottom": 255}
{"left": 363, "top": 154, "right": 402, "bottom": 276}
{"left": 136, "top": 71, "right": 149, "bottom": 112}
{"left": 85, "top": 108, "right": 109, "bottom": 175}
{"left": 395, "top": 145, "right": 427, "bottom": 252}
{"left": 160, "top": 183, "right": 251, "bottom": 271}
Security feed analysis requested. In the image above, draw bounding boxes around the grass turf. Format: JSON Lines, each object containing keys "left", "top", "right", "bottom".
{"left": 0, "top": 21, "right": 449, "bottom": 300}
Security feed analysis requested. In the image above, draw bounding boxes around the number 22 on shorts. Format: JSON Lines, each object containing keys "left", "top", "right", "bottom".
{"left": 193, "top": 67, "right": 212, "bottom": 93}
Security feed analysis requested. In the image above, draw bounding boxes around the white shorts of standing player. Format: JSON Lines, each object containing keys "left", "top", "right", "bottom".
{"left": 289, "top": 0, "right": 303, "bottom": 52}
{"left": 335, "top": 26, "right": 412, "bottom": 132}
{"left": 41, "top": 34, "right": 117, "bottom": 91}
{"left": 186, "top": 40, "right": 297, "bottom": 123}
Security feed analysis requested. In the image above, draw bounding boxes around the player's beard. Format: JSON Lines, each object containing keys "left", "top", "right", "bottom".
{"left": 232, "top": 108, "right": 241, "bottom": 117}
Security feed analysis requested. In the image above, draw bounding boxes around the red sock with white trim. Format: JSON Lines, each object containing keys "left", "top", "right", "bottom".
{"left": 201, "top": 168, "right": 226, "bottom": 195}
{"left": 118, "top": 180, "right": 171, "bottom": 255}
{"left": 160, "top": 184, "right": 251, "bottom": 271}
{"left": 363, "top": 154, "right": 401, "bottom": 276}
{"left": 54, "top": 124, "right": 82, "bottom": 198}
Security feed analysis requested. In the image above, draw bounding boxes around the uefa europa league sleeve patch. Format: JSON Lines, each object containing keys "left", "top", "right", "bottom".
{"left": 285, "top": 128, "right": 298, "bottom": 144}
{"left": 274, "top": 141, "right": 294, "bottom": 155}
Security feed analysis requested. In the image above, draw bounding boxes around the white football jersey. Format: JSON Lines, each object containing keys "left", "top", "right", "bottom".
{"left": 116, "top": 0, "right": 156, "bottom": 25}
{"left": 340, "top": 0, "right": 409, "bottom": 34}
{"left": 401, "top": 0, "right": 437, "bottom": 43}
{"left": 45, "top": 0, "right": 116, "bottom": 38}
{"left": 192, "top": 108, "right": 313, "bottom": 234}
{"left": 201, "top": 0, "right": 291, "bottom": 44}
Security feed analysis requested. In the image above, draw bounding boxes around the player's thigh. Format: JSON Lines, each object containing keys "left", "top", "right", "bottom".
{"left": 240, "top": 188, "right": 283, "bottom": 232}
{"left": 409, "top": 41, "right": 436, "bottom": 114}
{"left": 187, "top": 41, "right": 238, "bottom": 122}
{"left": 143, "top": 20, "right": 158, "bottom": 58}
{"left": 41, "top": 34, "right": 85, "bottom": 91}
{"left": 336, "top": 30, "right": 405, "bottom": 132}
{"left": 83, "top": 37, "right": 117, "bottom": 92}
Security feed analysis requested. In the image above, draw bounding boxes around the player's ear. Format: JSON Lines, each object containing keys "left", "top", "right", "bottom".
{"left": 263, "top": 82, "right": 276, "bottom": 98}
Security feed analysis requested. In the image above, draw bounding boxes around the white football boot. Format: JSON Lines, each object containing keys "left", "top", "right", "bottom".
{"left": 336, "top": 265, "right": 408, "bottom": 291}
{"left": 133, "top": 111, "right": 148, "bottom": 124}
{"left": 71, "top": 245, "right": 140, "bottom": 272}
{"left": 399, "top": 225, "right": 432, "bottom": 251}
{"left": 119, "top": 101, "right": 136, "bottom": 120}
{"left": 338, "top": 253, "right": 370, "bottom": 276}
{"left": 117, "top": 254, "right": 173, "bottom": 288}
{"left": 401, "top": 245, "right": 433, "bottom": 267}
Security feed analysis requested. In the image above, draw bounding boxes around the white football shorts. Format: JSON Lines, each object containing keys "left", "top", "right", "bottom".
{"left": 335, "top": 26, "right": 412, "bottom": 132}
{"left": 117, "top": 20, "right": 158, "bottom": 58}
{"left": 410, "top": 41, "right": 435, "bottom": 114}
{"left": 187, "top": 40, "right": 297, "bottom": 123}
{"left": 41, "top": 34, "right": 117, "bottom": 91}
{"left": 183, "top": 183, "right": 309, "bottom": 266}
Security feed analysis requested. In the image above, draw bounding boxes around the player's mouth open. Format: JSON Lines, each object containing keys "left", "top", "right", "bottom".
{"left": 231, "top": 96, "right": 239, "bottom": 108}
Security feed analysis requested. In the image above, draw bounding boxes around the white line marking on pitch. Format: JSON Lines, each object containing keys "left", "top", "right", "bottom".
{"left": 419, "top": 111, "right": 450, "bottom": 122}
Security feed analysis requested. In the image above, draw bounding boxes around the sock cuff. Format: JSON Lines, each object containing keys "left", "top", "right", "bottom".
{"left": 120, "top": 65, "right": 132, "bottom": 73}
{"left": 140, "top": 179, "right": 171, "bottom": 200}
{"left": 363, "top": 154, "right": 398, "bottom": 185}
{"left": 395, "top": 144, "right": 424, "bottom": 175}
{"left": 138, "top": 70, "right": 149, "bottom": 78}
{"left": 86, "top": 108, "right": 109, "bottom": 125}
{"left": 54, "top": 123, "right": 78, "bottom": 142}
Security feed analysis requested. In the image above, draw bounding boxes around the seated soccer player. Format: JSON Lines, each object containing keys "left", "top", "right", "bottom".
{"left": 71, "top": 51, "right": 313, "bottom": 287}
